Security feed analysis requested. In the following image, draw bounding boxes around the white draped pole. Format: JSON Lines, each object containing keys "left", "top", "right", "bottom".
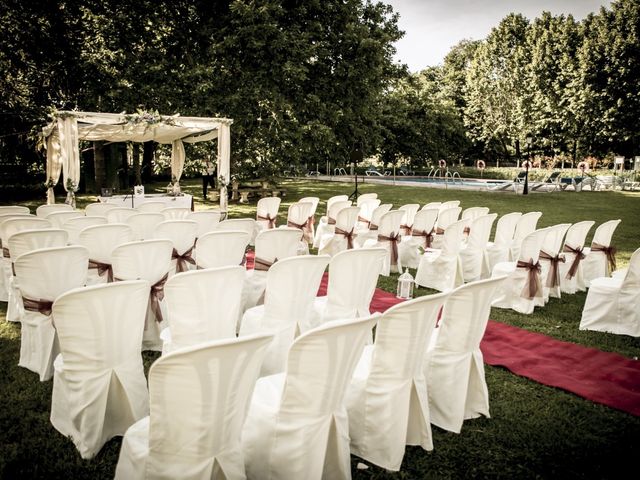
{"left": 171, "top": 139, "right": 186, "bottom": 184}
{"left": 60, "top": 117, "right": 80, "bottom": 207}
{"left": 44, "top": 129, "right": 63, "bottom": 204}
{"left": 217, "top": 123, "right": 231, "bottom": 215}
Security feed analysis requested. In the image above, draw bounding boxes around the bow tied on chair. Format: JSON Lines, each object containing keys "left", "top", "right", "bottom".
{"left": 538, "top": 250, "right": 565, "bottom": 288}
{"left": 562, "top": 244, "right": 585, "bottom": 279}
{"left": 149, "top": 273, "right": 169, "bottom": 323}
{"left": 327, "top": 217, "right": 337, "bottom": 225}
{"left": 335, "top": 227, "right": 357, "bottom": 249}
{"left": 88, "top": 259, "right": 114, "bottom": 283}
{"left": 377, "top": 232, "right": 400, "bottom": 266}
{"left": 369, "top": 223, "right": 379, "bottom": 231}
{"left": 516, "top": 258, "right": 542, "bottom": 299}
{"left": 254, "top": 256, "right": 277, "bottom": 272}
{"left": 435, "top": 227, "right": 445, "bottom": 235}
{"left": 258, "top": 214, "right": 277, "bottom": 229}
{"left": 357, "top": 215, "right": 371, "bottom": 228}
{"left": 2, "top": 247, "right": 9, "bottom": 259}
{"left": 172, "top": 247, "right": 196, "bottom": 273}
{"left": 590, "top": 242, "right": 617, "bottom": 275}
{"left": 22, "top": 297, "right": 53, "bottom": 316}
{"left": 302, "top": 216, "right": 315, "bottom": 243}
{"left": 411, "top": 228, "right": 433, "bottom": 249}
{"left": 400, "top": 224, "right": 412, "bottom": 236}
{"left": 287, "top": 219, "right": 307, "bottom": 230}
{"left": 463, "top": 226, "right": 471, "bottom": 235}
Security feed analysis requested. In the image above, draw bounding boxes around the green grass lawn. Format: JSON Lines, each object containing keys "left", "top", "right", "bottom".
{"left": 1, "top": 178, "right": 639, "bottom": 479}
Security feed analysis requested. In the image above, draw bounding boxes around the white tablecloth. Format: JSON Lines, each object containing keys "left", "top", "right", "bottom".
{"left": 99, "top": 194, "right": 193, "bottom": 209}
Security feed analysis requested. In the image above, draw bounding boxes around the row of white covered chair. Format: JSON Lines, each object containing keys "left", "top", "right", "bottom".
{"left": 40, "top": 255, "right": 505, "bottom": 474}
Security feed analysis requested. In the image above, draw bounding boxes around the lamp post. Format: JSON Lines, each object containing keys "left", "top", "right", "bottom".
{"left": 524, "top": 136, "right": 532, "bottom": 195}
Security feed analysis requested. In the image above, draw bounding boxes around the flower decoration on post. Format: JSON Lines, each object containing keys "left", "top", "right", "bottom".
{"left": 65, "top": 178, "right": 79, "bottom": 207}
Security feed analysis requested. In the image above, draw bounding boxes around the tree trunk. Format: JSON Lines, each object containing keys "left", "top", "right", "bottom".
{"left": 94, "top": 141, "right": 106, "bottom": 193}
{"left": 142, "top": 141, "right": 155, "bottom": 182}
{"left": 133, "top": 143, "right": 142, "bottom": 185}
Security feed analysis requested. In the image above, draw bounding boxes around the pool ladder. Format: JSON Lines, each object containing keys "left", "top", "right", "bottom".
{"left": 427, "top": 168, "right": 463, "bottom": 185}
{"left": 333, "top": 167, "right": 348, "bottom": 176}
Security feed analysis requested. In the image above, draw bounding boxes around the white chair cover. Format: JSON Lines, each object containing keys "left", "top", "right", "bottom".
{"left": 187, "top": 210, "right": 222, "bottom": 238}
{"left": 216, "top": 218, "right": 257, "bottom": 245}
{"left": 62, "top": 216, "right": 107, "bottom": 244}
{"left": 285, "top": 202, "right": 314, "bottom": 247}
{"left": 241, "top": 228, "right": 302, "bottom": 312}
{"left": 239, "top": 255, "right": 330, "bottom": 376}
{"left": 161, "top": 207, "right": 191, "bottom": 220}
{"left": 318, "top": 206, "right": 360, "bottom": 256}
{"left": 50, "top": 280, "right": 150, "bottom": 459}
{"left": 154, "top": 220, "right": 198, "bottom": 275}
{"left": 415, "top": 219, "right": 466, "bottom": 292}
{"left": 485, "top": 212, "right": 522, "bottom": 273}
{"left": 509, "top": 211, "right": 542, "bottom": 261}
{"left": 398, "top": 208, "right": 439, "bottom": 269}
{"left": 421, "top": 202, "right": 441, "bottom": 210}
{"left": 346, "top": 291, "right": 450, "bottom": 471}
{"left": 115, "top": 334, "right": 273, "bottom": 480}
{"left": 14, "top": 246, "right": 88, "bottom": 380}
{"left": 426, "top": 276, "right": 506, "bottom": 433}
{"left": 311, "top": 248, "right": 386, "bottom": 331}
{"left": 325, "top": 194, "right": 349, "bottom": 217}
{"left": 580, "top": 247, "right": 640, "bottom": 337}
{"left": 85, "top": 202, "right": 118, "bottom": 217}
{"left": 363, "top": 210, "right": 405, "bottom": 276}
{"left": 112, "top": 239, "right": 173, "bottom": 351}
{"left": 195, "top": 231, "right": 250, "bottom": 269}
{"left": 558, "top": 220, "right": 595, "bottom": 294}
{"left": 431, "top": 206, "right": 462, "bottom": 249}
{"left": 438, "top": 200, "right": 460, "bottom": 212}
{"left": 162, "top": 266, "right": 246, "bottom": 353}
{"left": 0, "top": 205, "right": 30, "bottom": 215}
{"left": 106, "top": 207, "right": 138, "bottom": 224}
{"left": 126, "top": 213, "right": 165, "bottom": 241}
{"left": 45, "top": 210, "right": 84, "bottom": 228}
{"left": 5, "top": 229, "right": 68, "bottom": 323}
{"left": 256, "top": 197, "right": 281, "bottom": 230}
{"left": 78, "top": 224, "right": 133, "bottom": 285}
{"left": 356, "top": 192, "right": 378, "bottom": 206}
{"left": 492, "top": 228, "right": 548, "bottom": 314}
{"left": 536, "top": 223, "right": 572, "bottom": 304}
{"left": 136, "top": 201, "right": 166, "bottom": 213}
{"left": 36, "top": 203, "right": 73, "bottom": 218}
{"left": 353, "top": 203, "right": 392, "bottom": 248}
{"left": 0, "top": 214, "right": 36, "bottom": 301}
{"left": 355, "top": 198, "right": 380, "bottom": 229}
{"left": 242, "top": 314, "right": 379, "bottom": 480}
{"left": 459, "top": 213, "right": 498, "bottom": 281}
{"left": 314, "top": 200, "right": 351, "bottom": 248}
{"left": 299, "top": 196, "right": 320, "bottom": 243}
{"left": 398, "top": 203, "right": 420, "bottom": 236}
{"left": 461, "top": 206, "right": 490, "bottom": 235}
{"left": 583, "top": 219, "right": 622, "bottom": 285}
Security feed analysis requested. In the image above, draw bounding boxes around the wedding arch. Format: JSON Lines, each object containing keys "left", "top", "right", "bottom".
{"left": 42, "top": 110, "right": 233, "bottom": 211}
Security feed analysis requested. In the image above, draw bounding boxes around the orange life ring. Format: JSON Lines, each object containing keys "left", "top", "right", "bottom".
{"left": 477, "top": 160, "right": 486, "bottom": 170}
{"left": 438, "top": 159, "right": 446, "bottom": 168}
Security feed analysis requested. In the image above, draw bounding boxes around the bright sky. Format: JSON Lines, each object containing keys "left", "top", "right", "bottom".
{"left": 385, "top": 0, "right": 613, "bottom": 72}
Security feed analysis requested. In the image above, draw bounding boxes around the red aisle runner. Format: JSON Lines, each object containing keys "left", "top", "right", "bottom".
{"left": 246, "top": 251, "right": 640, "bottom": 416}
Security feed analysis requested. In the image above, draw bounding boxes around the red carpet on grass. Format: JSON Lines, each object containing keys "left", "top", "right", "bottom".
{"left": 246, "top": 251, "right": 640, "bottom": 416}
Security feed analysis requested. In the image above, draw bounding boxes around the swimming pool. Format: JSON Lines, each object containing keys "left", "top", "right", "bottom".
{"left": 359, "top": 175, "right": 512, "bottom": 191}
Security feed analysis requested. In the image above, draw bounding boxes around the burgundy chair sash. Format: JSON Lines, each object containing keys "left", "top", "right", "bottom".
{"left": 369, "top": 223, "right": 379, "bottom": 231}
{"left": 254, "top": 256, "right": 277, "bottom": 271}
{"left": 287, "top": 219, "right": 306, "bottom": 230}
{"left": 88, "top": 259, "right": 114, "bottom": 283}
{"left": 2, "top": 247, "right": 9, "bottom": 258}
{"left": 327, "top": 217, "right": 337, "bottom": 225}
{"left": 172, "top": 246, "right": 196, "bottom": 273}
{"left": 357, "top": 216, "right": 371, "bottom": 227}
{"left": 411, "top": 229, "right": 433, "bottom": 249}
{"left": 538, "top": 250, "right": 565, "bottom": 288}
{"left": 435, "top": 227, "right": 445, "bottom": 235}
{"left": 22, "top": 297, "right": 53, "bottom": 316}
{"left": 463, "top": 226, "right": 471, "bottom": 235}
{"left": 257, "top": 214, "right": 277, "bottom": 229}
{"left": 563, "top": 244, "right": 585, "bottom": 279}
{"left": 378, "top": 232, "right": 400, "bottom": 265}
{"left": 400, "top": 224, "right": 412, "bottom": 236}
{"left": 517, "top": 258, "right": 542, "bottom": 299}
{"left": 335, "top": 227, "right": 356, "bottom": 249}
{"left": 302, "top": 216, "right": 315, "bottom": 243}
{"left": 149, "top": 273, "right": 169, "bottom": 323}
{"left": 590, "top": 242, "right": 617, "bottom": 274}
